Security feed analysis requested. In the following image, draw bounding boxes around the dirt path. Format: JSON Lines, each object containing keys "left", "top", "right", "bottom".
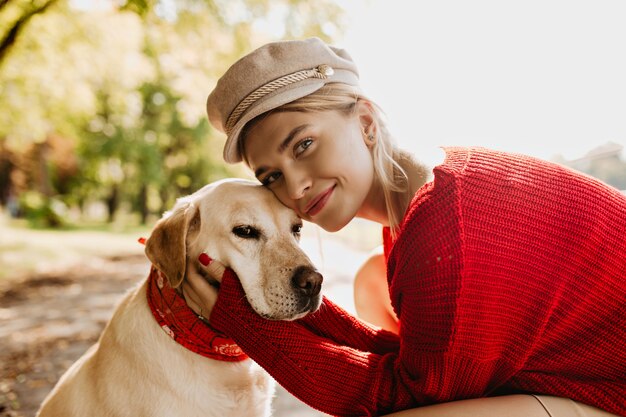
{"left": 0, "top": 254, "right": 149, "bottom": 416}
{"left": 0, "top": 254, "right": 329, "bottom": 417}
{"left": 0, "top": 219, "right": 371, "bottom": 416}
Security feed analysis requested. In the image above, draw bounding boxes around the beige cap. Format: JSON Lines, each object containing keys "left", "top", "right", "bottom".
{"left": 206, "top": 37, "right": 360, "bottom": 163}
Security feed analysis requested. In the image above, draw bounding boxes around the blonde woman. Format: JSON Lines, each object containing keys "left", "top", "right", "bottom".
{"left": 183, "top": 38, "right": 626, "bottom": 417}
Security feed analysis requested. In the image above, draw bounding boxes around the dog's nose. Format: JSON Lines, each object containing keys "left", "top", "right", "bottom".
{"left": 291, "top": 266, "right": 323, "bottom": 297}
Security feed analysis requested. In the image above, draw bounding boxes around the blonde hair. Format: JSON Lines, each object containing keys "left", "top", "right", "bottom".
{"left": 240, "top": 83, "right": 413, "bottom": 235}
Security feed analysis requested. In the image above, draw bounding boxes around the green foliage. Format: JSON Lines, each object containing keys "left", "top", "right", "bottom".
{"left": 0, "top": 0, "right": 345, "bottom": 227}
{"left": 18, "top": 190, "right": 67, "bottom": 227}
{"left": 119, "top": 0, "right": 158, "bottom": 17}
{"left": 0, "top": 0, "right": 61, "bottom": 65}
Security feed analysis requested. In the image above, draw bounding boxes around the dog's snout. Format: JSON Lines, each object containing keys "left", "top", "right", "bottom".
{"left": 291, "top": 266, "right": 323, "bottom": 297}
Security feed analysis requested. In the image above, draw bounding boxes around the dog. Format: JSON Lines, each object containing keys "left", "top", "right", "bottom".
{"left": 36, "top": 179, "right": 323, "bottom": 417}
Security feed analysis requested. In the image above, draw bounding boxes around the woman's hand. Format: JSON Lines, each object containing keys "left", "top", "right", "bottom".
{"left": 181, "top": 253, "right": 227, "bottom": 320}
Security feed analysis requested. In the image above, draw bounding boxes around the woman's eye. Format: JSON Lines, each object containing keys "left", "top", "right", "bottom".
{"left": 294, "top": 138, "right": 313, "bottom": 157}
{"left": 261, "top": 172, "right": 282, "bottom": 186}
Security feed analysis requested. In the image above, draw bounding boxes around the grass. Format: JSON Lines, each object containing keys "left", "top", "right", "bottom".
{"left": 0, "top": 209, "right": 383, "bottom": 284}
{"left": 0, "top": 214, "right": 150, "bottom": 281}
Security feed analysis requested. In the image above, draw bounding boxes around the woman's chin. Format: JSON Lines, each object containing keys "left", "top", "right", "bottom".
{"left": 311, "top": 210, "right": 353, "bottom": 233}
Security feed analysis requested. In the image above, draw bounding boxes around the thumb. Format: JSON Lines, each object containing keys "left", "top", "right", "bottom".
{"left": 198, "top": 253, "right": 226, "bottom": 282}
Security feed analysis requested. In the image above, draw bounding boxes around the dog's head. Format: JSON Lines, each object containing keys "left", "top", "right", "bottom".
{"left": 144, "top": 179, "right": 322, "bottom": 320}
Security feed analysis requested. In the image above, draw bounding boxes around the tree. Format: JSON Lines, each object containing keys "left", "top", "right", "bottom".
{"left": 0, "top": 0, "right": 345, "bottom": 226}
{"left": 0, "top": 0, "right": 61, "bottom": 67}
{"left": 0, "top": 0, "right": 170, "bottom": 68}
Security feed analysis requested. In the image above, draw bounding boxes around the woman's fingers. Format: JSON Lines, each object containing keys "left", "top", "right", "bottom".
{"left": 180, "top": 253, "right": 226, "bottom": 318}
{"left": 181, "top": 281, "right": 205, "bottom": 316}
{"left": 182, "top": 271, "right": 219, "bottom": 315}
{"left": 198, "top": 253, "right": 227, "bottom": 283}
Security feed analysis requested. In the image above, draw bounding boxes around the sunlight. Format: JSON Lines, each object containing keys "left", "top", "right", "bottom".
{"left": 337, "top": 0, "right": 626, "bottom": 166}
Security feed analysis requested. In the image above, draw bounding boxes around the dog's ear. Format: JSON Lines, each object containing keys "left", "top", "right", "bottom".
{"left": 145, "top": 202, "right": 200, "bottom": 289}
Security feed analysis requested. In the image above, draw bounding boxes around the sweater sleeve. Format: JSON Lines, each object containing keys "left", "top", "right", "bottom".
{"left": 210, "top": 270, "right": 416, "bottom": 416}
{"left": 298, "top": 296, "right": 400, "bottom": 355}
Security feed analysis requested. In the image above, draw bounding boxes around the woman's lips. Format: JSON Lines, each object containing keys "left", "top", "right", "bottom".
{"left": 305, "top": 185, "right": 335, "bottom": 217}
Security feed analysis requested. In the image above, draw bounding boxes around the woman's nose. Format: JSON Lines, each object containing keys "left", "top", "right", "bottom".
{"left": 285, "top": 170, "right": 311, "bottom": 200}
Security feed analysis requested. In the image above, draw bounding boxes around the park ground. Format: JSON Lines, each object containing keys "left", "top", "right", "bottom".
{"left": 0, "top": 214, "right": 380, "bottom": 417}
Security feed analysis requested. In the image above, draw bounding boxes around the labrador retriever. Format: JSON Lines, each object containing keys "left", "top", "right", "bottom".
{"left": 36, "top": 178, "right": 323, "bottom": 417}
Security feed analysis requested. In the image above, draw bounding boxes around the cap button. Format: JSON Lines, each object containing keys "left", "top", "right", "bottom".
{"left": 316, "top": 64, "right": 334, "bottom": 77}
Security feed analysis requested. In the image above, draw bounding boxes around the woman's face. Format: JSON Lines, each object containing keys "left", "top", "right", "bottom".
{"left": 243, "top": 106, "right": 379, "bottom": 232}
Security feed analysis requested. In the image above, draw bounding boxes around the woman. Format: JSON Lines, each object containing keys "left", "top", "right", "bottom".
{"left": 183, "top": 38, "right": 625, "bottom": 416}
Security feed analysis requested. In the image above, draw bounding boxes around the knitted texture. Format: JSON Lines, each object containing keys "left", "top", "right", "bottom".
{"left": 146, "top": 266, "right": 248, "bottom": 361}
{"left": 210, "top": 147, "right": 626, "bottom": 416}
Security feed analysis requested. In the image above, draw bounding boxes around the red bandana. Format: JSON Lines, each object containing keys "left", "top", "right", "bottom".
{"left": 146, "top": 265, "right": 248, "bottom": 362}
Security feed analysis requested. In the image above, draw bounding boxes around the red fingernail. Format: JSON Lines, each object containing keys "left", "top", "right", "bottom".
{"left": 198, "top": 253, "right": 212, "bottom": 266}
{"left": 138, "top": 237, "right": 146, "bottom": 245}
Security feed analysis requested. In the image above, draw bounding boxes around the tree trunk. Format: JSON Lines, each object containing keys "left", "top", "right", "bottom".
{"left": 139, "top": 184, "right": 148, "bottom": 224}
{"left": 0, "top": 0, "right": 60, "bottom": 67}
{"left": 106, "top": 185, "right": 119, "bottom": 223}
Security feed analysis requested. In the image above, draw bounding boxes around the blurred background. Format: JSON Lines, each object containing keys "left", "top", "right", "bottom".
{"left": 0, "top": 1, "right": 625, "bottom": 416}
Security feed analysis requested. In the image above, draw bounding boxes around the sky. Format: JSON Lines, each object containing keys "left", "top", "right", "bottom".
{"left": 336, "top": 0, "right": 626, "bottom": 167}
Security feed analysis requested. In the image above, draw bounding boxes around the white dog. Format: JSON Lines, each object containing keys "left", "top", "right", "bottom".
{"left": 37, "top": 179, "right": 323, "bottom": 417}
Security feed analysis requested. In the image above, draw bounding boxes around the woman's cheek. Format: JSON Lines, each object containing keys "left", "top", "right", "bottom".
{"left": 275, "top": 188, "right": 300, "bottom": 213}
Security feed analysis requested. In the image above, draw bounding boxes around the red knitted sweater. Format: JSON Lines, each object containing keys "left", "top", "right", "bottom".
{"left": 210, "top": 147, "right": 626, "bottom": 417}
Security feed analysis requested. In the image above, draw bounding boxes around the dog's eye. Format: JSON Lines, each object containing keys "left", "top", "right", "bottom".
{"left": 232, "top": 225, "right": 260, "bottom": 239}
{"left": 292, "top": 224, "right": 302, "bottom": 235}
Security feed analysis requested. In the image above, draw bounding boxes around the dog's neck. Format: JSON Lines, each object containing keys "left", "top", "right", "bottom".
{"left": 146, "top": 265, "right": 248, "bottom": 362}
